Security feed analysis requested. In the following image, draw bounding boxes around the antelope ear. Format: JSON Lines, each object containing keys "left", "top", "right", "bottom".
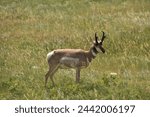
{"left": 93, "top": 41, "right": 98, "bottom": 45}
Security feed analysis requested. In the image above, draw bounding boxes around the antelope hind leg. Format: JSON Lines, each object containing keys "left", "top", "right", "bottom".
{"left": 45, "top": 70, "right": 51, "bottom": 87}
{"left": 45, "top": 65, "right": 59, "bottom": 87}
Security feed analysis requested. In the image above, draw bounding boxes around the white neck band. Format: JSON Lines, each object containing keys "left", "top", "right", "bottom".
{"left": 95, "top": 46, "right": 101, "bottom": 53}
{"left": 91, "top": 50, "right": 97, "bottom": 57}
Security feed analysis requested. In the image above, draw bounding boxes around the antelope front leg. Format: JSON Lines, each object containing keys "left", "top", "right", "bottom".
{"left": 76, "top": 67, "right": 80, "bottom": 83}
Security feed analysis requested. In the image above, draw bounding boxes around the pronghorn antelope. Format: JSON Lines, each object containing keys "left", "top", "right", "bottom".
{"left": 45, "top": 31, "right": 106, "bottom": 87}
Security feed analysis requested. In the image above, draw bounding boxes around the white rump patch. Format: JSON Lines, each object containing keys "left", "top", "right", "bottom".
{"left": 46, "top": 51, "right": 54, "bottom": 61}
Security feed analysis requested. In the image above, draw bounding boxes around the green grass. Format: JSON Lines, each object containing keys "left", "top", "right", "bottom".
{"left": 0, "top": 0, "right": 150, "bottom": 99}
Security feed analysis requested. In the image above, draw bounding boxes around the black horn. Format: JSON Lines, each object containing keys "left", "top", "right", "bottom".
{"left": 100, "top": 31, "right": 106, "bottom": 44}
{"left": 95, "top": 32, "right": 98, "bottom": 44}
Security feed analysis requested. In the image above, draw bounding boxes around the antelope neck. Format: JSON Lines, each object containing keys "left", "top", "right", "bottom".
{"left": 91, "top": 46, "right": 99, "bottom": 57}
{"left": 87, "top": 46, "right": 99, "bottom": 62}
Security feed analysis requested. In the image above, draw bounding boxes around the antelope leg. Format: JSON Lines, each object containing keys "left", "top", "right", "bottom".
{"left": 76, "top": 67, "right": 80, "bottom": 83}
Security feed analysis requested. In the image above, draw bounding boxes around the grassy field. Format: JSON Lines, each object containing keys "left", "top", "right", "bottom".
{"left": 0, "top": 0, "right": 150, "bottom": 100}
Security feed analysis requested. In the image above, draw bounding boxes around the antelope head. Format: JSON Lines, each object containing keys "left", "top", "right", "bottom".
{"left": 93, "top": 31, "right": 106, "bottom": 53}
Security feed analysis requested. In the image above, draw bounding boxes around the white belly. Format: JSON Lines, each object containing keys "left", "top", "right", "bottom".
{"left": 59, "top": 57, "right": 79, "bottom": 68}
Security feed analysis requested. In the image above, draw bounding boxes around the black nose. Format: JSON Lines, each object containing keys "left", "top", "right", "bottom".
{"left": 100, "top": 47, "right": 105, "bottom": 53}
{"left": 102, "top": 49, "right": 105, "bottom": 53}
